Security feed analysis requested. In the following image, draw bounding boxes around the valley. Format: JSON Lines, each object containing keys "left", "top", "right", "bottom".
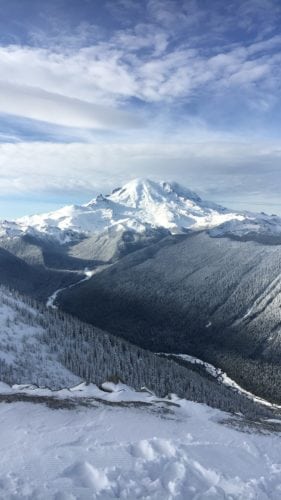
{"left": 2, "top": 0, "right": 281, "bottom": 496}
{"left": 1, "top": 180, "right": 281, "bottom": 404}
{"left": 0, "top": 181, "right": 281, "bottom": 498}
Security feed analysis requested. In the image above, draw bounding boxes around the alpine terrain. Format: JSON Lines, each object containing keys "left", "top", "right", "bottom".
{"left": 1, "top": 179, "right": 281, "bottom": 498}
{"left": 0, "top": 284, "right": 281, "bottom": 499}
{"left": 1, "top": 179, "right": 281, "bottom": 403}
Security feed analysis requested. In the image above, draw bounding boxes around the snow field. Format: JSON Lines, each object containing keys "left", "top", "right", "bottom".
{"left": 0, "top": 383, "right": 280, "bottom": 499}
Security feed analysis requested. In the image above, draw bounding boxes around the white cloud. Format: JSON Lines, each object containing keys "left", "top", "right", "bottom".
{"left": 0, "top": 81, "right": 140, "bottom": 129}
{"left": 0, "top": 25, "right": 280, "bottom": 131}
{"left": 0, "top": 141, "right": 281, "bottom": 205}
{"left": 0, "top": 43, "right": 139, "bottom": 104}
{"left": 0, "top": 1, "right": 280, "bottom": 216}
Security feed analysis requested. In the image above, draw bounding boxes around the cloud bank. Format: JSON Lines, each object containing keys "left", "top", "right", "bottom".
{"left": 0, "top": 0, "right": 281, "bottom": 215}
{"left": 0, "top": 141, "right": 281, "bottom": 210}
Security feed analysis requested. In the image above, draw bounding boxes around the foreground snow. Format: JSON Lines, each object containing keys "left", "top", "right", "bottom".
{"left": 0, "top": 382, "right": 280, "bottom": 499}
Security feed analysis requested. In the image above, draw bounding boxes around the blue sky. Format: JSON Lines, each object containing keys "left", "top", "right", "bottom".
{"left": 1, "top": 0, "right": 281, "bottom": 217}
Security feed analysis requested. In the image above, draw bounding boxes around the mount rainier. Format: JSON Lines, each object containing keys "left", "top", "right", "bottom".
{"left": 1, "top": 179, "right": 281, "bottom": 404}
{"left": 1, "top": 178, "right": 280, "bottom": 243}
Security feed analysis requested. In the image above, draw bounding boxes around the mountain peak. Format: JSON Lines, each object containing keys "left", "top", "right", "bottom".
{"left": 108, "top": 178, "right": 162, "bottom": 208}
{"left": 86, "top": 178, "right": 204, "bottom": 209}
{"left": 161, "top": 181, "right": 202, "bottom": 203}
{"left": 0, "top": 178, "right": 247, "bottom": 243}
{"left": 107, "top": 178, "right": 203, "bottom": 209}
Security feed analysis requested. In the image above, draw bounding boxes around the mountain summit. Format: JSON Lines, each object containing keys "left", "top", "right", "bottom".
{"left": 97, "top": 178, "right": 203, "bottom": 208}
{"left": 0, "top": 178, "right": 280, "bottom": 243}
{"left": 0, "top": 179, "right": 242, "bottom": 242}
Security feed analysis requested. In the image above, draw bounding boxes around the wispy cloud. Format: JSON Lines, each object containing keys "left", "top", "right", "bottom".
{"left": 0, "top": 0, "right": 281, "bottom": 214}
{"left": 0, "top": 27, "right": 280, "bottom": 126}
{"left": 0, "top": 80, "right": 141, "bottom": 130}
{"left": 0, "top": 140, "right": 281, "bottom": 202}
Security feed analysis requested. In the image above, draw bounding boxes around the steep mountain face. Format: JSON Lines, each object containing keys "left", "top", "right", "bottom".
{"left": 0, "top": 285, "right": 267, "bottom": 418}
{"left": 58, "top": 231, "right": 281, "bottom": 404}
{"left": 2, "top": 179, "right": 281, "bottom": 404}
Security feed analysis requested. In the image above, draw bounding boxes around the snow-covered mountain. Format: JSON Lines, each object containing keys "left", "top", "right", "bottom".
{"left": 0, "top": 179, "right": 246, "bottom": 243}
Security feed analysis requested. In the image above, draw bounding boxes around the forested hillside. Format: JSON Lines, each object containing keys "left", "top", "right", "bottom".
{"left": 0, "top": 241, "right": 83, "bottom": 300}
{"left": 0, "top": 285, "right": 272, "bottom": 418}
{"left": 58, "top": 231, "right": 281, "bottom": 403}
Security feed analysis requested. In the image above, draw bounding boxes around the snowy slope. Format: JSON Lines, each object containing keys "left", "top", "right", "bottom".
{"left": 209, "top": 212, "right": 281, "bottom": 239}
{"left": 1, "top": 178, "right": 280, "bottom": 244}
{"left": 2, "top": 284, "right": 265, "bottom": 418}
{"left": 0, "top": 179, "right": 246, "bottom": 243}
{"left": 0, "top": 381, "right": 281, "bottom": 499}
{"left": 1, "top": 286, "right": 281, "bottom": 498}
{"left": 0, "top": 287, "right": 81, "bottom": 388}
{"left": 164, "top": 353, "right": 281, "bottom": 410}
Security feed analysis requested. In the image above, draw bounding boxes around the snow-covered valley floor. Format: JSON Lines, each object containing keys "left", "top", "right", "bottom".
{"left": 0, "top": 383, "right": 281, "bottom": 499}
